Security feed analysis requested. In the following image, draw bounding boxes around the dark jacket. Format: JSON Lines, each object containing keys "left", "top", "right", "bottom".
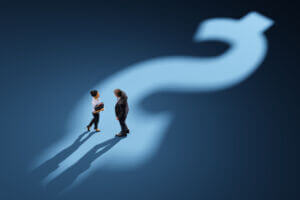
{"left": 115, "top": 91, "right": 129, "bottom": 120}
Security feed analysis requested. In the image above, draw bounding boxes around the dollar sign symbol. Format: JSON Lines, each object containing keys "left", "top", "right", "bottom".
{"left": 32, "top": 12, "right": 273, "bottom": 190}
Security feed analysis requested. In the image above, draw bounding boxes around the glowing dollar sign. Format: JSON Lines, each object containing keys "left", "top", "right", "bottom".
{"left": 32, "top": 12, "right": 273, "bottom": 190}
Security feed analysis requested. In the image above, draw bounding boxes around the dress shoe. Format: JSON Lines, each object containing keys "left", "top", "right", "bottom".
{"left": 116, "top": 132, "right": 127, "bottom": 137}
{"left": 86, "top": 125, "right": 91, "bottom": 131}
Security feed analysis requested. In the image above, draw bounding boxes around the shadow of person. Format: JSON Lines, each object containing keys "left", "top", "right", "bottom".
{"left": 45, "top": 137, "right": 123, "bottom": 195}
{"left": 32, "top": 131, "right": 96, "bottom": 182}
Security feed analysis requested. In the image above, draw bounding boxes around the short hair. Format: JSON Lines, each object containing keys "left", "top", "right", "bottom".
{"left": 90, "top": 90, "right": 98, "bottom": 97}
{"left": 114, "top": 89, "right": 122, "bottom": 97}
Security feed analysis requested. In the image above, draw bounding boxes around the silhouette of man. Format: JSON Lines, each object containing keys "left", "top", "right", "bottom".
{"left": 46, "top": 137, "right": 122, "bottom": 194}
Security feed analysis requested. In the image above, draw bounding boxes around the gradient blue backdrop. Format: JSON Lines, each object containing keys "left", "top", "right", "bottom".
{"left": 0, "top": 1, "right": 299, "bottom": 200}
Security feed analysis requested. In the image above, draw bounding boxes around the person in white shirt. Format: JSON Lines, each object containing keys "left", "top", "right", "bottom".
{"left": 87, "top": 90, "right": 104, "bottom": 132}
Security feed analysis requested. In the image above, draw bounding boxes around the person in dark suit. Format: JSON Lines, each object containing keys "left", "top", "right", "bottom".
{"left": 114, "top": 89, "right": 129, "bottom": 137}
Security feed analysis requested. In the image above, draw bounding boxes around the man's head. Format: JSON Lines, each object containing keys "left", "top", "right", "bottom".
{"left": 114, "top": 89, "right": 122, "bottom": 98}
{"left": 90, "top": 90, "right": 99, "bottom": 98}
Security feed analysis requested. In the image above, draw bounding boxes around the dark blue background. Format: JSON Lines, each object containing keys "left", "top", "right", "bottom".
{"left": 0, "top": 1, "right": 299, "bottom": 200}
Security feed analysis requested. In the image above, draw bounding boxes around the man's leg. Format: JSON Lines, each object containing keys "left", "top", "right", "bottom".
{"left": 116, "top": 117, "right": 129, "bottom": 137}
{"left": 119, "top": 118, "right": 129, "bottom": 133}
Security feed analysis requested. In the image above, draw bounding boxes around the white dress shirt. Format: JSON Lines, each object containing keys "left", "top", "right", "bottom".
{"left": 92, "top": 98, "right": 101, "bottom": 112}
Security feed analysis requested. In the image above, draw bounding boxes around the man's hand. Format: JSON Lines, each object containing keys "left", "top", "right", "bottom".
{"left": 116, "top": 117, "right": 119, "bottom": 120}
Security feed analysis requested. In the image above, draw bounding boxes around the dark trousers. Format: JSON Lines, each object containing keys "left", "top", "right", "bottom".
{"left": 119, "top": 117, "right": 129, "bottom": 133}
{"left": 88, "top": 112, "right": 99, "bottom": 129}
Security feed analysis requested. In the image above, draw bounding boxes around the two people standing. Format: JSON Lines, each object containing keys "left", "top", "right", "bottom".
{"left": 86, "top": 89, "right": 130, "bottom": 137}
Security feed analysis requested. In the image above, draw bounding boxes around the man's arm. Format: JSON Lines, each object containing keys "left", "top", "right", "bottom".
{"left": 117, "top": 102, "right": 127, "bottom": 119}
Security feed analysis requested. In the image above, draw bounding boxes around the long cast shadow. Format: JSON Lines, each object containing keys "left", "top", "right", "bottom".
{"left": 32, "top": 131, "right": 96, "bottom": 182}
{"left": 45, "top": 137, "right": 123, "bottom": 194}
